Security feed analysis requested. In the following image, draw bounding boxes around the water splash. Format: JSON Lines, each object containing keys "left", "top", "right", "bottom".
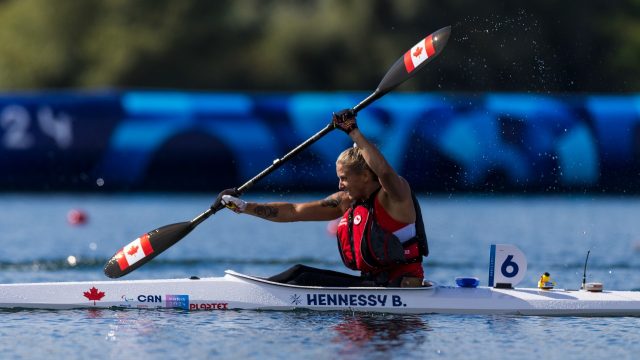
{"left": 450, "top": 9, "right": 559, "bottom": 92}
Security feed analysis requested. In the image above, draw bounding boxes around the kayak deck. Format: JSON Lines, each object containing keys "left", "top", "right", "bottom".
{"left": 1, "top": 270, "right": 640, "bottom": 316}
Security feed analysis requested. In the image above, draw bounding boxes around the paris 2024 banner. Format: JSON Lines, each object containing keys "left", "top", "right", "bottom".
{"left": 1, "top": 91, "right": 638, "bottom": 193}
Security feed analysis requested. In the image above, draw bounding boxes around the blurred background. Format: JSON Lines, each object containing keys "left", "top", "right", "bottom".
{"left": 0, "top": 0, "right": 638, "bottom": 92}
{"left": 0, "top": 0, "right": 639, "bottom": 193}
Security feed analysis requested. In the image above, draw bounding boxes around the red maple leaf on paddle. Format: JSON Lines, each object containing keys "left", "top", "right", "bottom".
{"left": 127, "top": 245, "right": 139, "bottom": 256}
{"left": 413, "top": 46, "right": 423, "bottom": 57}
{"left": 83, "top": 287, "right": 106, "bottom": 305}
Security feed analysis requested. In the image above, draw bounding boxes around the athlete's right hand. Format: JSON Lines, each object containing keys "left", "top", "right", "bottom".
{"left": 221, "top": 195, "right": 247, "bottom": 213}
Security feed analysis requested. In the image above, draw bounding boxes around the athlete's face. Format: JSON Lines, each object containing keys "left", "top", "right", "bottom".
{"left": 336, "top": 163, "right": 369, "bottom": 201}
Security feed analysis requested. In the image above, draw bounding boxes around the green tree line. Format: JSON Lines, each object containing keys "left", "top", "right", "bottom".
{"left": 0, "top": 0, "right": 637, "bottom": 92}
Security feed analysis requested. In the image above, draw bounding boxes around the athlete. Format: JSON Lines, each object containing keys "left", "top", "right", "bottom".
{"left": 212, "top": 109, "right": 428, "bottom": 287}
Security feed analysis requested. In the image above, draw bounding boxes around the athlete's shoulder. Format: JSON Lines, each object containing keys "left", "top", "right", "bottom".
{"left": 379, "top": 176, "right": 413, "bottom": 203}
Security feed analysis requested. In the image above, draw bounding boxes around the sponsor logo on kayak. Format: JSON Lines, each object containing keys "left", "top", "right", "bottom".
{"left": 189, "top": 303, "right": 229, "bottom": 311}
{"left": 166, "top": 295, "right": 190, "bottom": 310}
{"left": 290, "top": 294, "right": 302, "bottom": 305}
{"left": 303, "top": 293, "right": 406, "bottom": 308}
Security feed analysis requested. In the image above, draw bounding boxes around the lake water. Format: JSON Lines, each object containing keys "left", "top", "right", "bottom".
{"left": 1, "top": 193, "right": 640, "bottom": 359}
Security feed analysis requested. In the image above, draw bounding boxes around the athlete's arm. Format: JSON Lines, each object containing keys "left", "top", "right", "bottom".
{"left": 332, "top": 110, "right": 415, "bottom": 222}
{"left": 348, "top": 129, "right": 412, "bottom": 202}
{"left": 240, "top": 191, "right": 350, "bottom": 222}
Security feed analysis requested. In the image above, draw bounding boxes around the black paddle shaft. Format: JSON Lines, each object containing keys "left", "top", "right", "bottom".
{"left": 238, "top": 87, "right": 383, "bottom": 193}
{"left": 104, "top": 26, "right": 451, "bottom": 278}
{"left": 198, "top": 25, "right": 452, "bottom": 223}
{"left": 193, "top": 89, "right": 383, "bottom": 225}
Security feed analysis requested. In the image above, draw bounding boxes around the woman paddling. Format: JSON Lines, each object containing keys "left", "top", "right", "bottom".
{"left": 212, "top": 109, "right": 428, "bottom": 287}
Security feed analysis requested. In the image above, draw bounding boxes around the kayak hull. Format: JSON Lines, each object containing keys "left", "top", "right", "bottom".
{"left": 1, "top": 270, "right": 640, "bottom": 316}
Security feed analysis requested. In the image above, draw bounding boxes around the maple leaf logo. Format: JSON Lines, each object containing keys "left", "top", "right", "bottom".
{"left": 413, "top": 46, "right": 423, "bottom": 58}
{"left": 83, "top": 287, "right": 106, "bottom": 305}
{"left": 127, "top": 245, "right": 139, "bottom": 256}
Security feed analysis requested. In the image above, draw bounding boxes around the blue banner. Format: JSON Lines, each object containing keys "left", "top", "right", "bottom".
{"left": 1, "top": 91, "right": 638, "bottom": 193}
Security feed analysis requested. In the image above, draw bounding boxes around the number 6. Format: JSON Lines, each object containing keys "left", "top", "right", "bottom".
{"left": 501, "top": 255, "right": 519, "bottom": 278}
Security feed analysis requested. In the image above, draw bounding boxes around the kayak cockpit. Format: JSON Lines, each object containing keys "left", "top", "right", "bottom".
{"left": 223, "top": 270, "right": 437, "bottom": 290}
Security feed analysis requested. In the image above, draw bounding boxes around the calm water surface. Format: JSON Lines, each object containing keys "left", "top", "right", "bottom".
{"left": 1, "top": 193, "right": 640, "bottom": 359}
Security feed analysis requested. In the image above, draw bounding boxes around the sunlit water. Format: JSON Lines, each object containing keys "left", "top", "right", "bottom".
{"left": 1, "top": 193, "right": 640, "bottom": 359}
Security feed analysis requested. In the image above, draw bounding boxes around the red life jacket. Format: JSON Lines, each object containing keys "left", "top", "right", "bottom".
{"left": 336, "top": 188, "right": 428, "bottom": 277}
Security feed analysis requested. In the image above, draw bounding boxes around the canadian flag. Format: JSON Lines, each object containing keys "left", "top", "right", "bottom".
{"left": 403, "top": 34, "right": 435, "bottom": 73}
{"left": 115, "top": 233, "right": 154, "bottom": 271}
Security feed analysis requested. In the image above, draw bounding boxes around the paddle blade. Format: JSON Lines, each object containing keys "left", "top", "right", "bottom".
{"left": 377, "top": 25, "right": 451, "bottom": 94}
{"left": 103, "top": 222, "right": 195, "bottom": 278}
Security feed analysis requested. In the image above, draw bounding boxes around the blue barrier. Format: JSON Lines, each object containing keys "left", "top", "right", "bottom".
{"left": 1, "top": 91, "right": 638, "bottom": 192}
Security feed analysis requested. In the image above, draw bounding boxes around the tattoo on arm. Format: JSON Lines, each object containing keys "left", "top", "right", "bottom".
{"left": 254, "top": 205, "right": 279, "bottom": 218}
{"left": 321, "top": 196, "right": 340, "bottom": 208}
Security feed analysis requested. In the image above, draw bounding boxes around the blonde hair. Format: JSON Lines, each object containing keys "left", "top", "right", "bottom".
{"left": 336, "top": 147, "right": 377, "bottom": 180}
